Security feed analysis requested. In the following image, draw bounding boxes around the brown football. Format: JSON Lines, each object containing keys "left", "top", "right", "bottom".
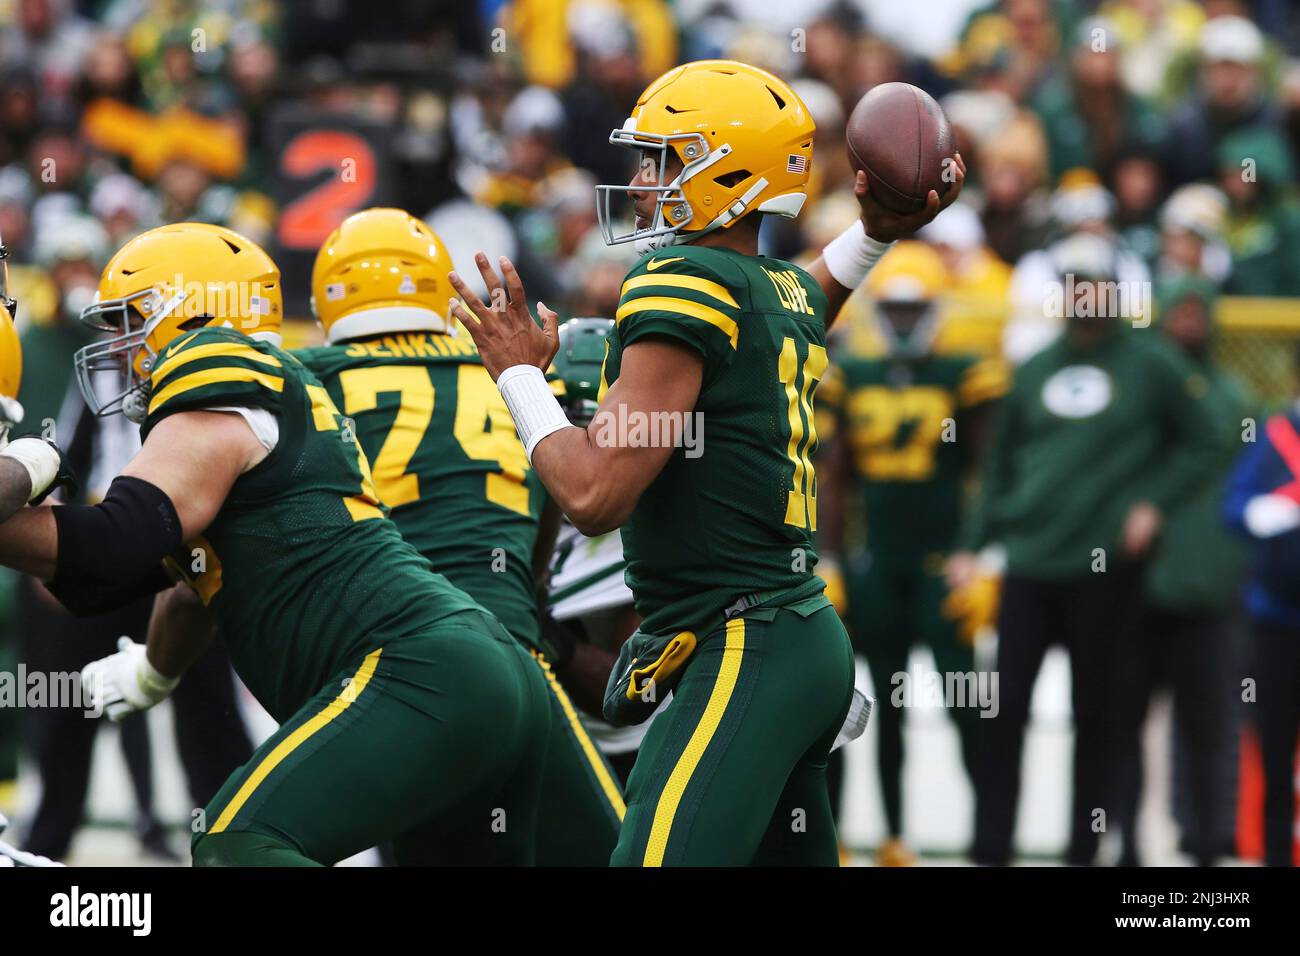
{"left": 846, "top": 82, "right": 956, "bottom": 214}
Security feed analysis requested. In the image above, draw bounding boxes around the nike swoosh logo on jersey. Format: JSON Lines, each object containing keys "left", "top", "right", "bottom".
{"left": 167, "top": 332, "right": 201, "bottom": 357}
{"left": 645, "top": 257, "right": 684, "bottom": 271}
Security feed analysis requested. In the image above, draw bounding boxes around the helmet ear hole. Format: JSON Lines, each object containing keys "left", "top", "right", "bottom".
{"left": 714, "top": 170, "right": 751, "bottom": 189}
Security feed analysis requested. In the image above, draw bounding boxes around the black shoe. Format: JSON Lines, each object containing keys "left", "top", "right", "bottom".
{"left": 136, "top": 820, "right": 181, "bottom": 863}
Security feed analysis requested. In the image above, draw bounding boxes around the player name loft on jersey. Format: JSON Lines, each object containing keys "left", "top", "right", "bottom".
{"left": 1043, "top": 275, "right": 1153, "bottom": 326}
{"left": 590, "top": 404, "right": 705, "bottom": 459}
{"left": 0, "top": 666, "right": 104, "bottom": 717}
{"left": 889, "top": 668, "right": 1000, "bottom": 718}
{"left": 141, "top": 278, "right": 274, "bottom": 328}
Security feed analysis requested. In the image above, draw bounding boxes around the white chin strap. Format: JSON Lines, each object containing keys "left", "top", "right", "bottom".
{"left": 634, "top": 232, "right": 673, "bottom": 255}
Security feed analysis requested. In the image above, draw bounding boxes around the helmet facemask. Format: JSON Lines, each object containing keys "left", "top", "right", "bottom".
{"left": 876, "top": 300, "right": 940, "bottom": 360}
{"left": 0, "top": 243, "right": 16, "bottom": 326}
{"left": 0, "top": 248, "right": 19, "bottom": 446}
{"left": 596, "top": 127, "right": 736, "bottom": 252}
{"left": 74, "top": 286, "right": 187, "bottom": 423}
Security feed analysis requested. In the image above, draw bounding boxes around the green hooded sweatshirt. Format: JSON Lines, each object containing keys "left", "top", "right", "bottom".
{"left": 961, "top": 319, "right": 1220, "bottom": 580}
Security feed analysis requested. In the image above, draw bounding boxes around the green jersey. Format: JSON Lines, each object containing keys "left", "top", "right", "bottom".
{"left": 296, "top": 332, "right": 547, "bottom": 649}
{"left": 601, "top": 244, "right": 832, "bottom": 636}
{"left": 960, "top": 326, "right": 1219, "bottom": 579}
{"left": 821, "top": 353, "right": 1007, "bottom": 569}
{"left": 141, "top": 326, "right": 480, "bottom": 721}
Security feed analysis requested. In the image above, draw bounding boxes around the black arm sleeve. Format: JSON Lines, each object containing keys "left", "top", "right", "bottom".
{"left": 45, "top": 565, "right": 175, "bottom": 617}
{"left": 44, "top": 475, "right": 183, "bottom": 617}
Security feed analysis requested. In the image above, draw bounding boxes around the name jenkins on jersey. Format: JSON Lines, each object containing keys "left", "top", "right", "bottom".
{"left": 296, "top": 331, "right": 556, "bottom": 650}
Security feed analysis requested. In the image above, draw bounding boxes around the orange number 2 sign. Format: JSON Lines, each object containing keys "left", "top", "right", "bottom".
{"left": 277, "top": 129, "right": 377, "bottom": 250}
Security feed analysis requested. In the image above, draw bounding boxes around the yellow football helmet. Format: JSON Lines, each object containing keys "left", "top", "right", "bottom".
{"left": 311, "top": 208, "right": 455, "bottom": 343}
{"left": 74, "top": 222, "right": 282, "bottom": 422}
{"left": 865, "top": 241, "right": 950, "bottom": 358}
{"left": 0, "top": 239, "right": 23, "bottom": 444}
{"left": 596, "top": 59, "right": 815, "bottom": 250}
{"left": 0, "top": 302, "right": 22, "bottom": 446}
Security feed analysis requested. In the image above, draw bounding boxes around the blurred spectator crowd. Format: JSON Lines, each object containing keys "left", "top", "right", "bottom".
{"left": 1, "top": 0, "right": 1297, "bottom": 337}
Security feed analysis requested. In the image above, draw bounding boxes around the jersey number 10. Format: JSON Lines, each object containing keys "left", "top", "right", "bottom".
{"left": 778, "top": 335, "right": 827, "bottom": 531}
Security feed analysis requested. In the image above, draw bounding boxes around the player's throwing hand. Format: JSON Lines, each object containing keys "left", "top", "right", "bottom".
{"left": 450, "top": 253, "right": 560, "bottom": 381}
{"left": 855, "top": 152, "right": 968, "bottom": 243}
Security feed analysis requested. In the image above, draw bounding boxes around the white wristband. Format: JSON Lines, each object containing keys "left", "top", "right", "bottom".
{"left": 822, "top": 219, "right": 893, "bottom": 290}
{"left": 497, "top": 365, "right": 571, "bottom": 462}
{"left": 137, "top": 651, "right": 180, "bottom": 702}
{"left": 0, "top": 437, "right": 61, "bottom": 503}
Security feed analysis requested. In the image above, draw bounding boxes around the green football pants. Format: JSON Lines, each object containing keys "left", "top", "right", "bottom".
{"left": 611, "top": 604, "right": 854, "bottom": 866}
{"left": 192, "top": 610, "right": 551, "bottom": 866}
{"left": 531, "top": 651, "right": 625, "bottom": 865}
{"left": 847, "top": 559, "right": 977, "bottom": 837}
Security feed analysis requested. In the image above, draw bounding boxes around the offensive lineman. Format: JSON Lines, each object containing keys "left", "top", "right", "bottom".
{"left": 0, "top": 244, "right": 75, "bottom": 520}
{"left": 0, "top": 223, "right": 551, "bottom": 866}
{"left": 451, "top": 60, "right": 964, "bottom": 865}
{"left": 295, "top": 208, "right": 623, "bottom": 864}
{"left": 0, "top": 277, "right": 72, "bottom": 867}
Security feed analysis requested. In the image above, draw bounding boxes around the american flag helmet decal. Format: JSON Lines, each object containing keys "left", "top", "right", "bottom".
{"left": 786, "top": 154, "right": 807, "bottom": 174}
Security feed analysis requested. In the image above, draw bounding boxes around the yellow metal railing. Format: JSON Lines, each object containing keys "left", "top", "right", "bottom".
{"left": 837, "top": 294, "right": 1300, "bottom": 405}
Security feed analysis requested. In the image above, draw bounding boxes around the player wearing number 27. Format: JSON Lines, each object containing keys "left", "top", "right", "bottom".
{"left": 452, "top": 59, "right": 965, "bottom": 865}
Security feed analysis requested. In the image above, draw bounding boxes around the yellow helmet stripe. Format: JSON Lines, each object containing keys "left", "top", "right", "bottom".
{"left": 152, "top": 341, "right": 282, "bottom": 388}
{"left": 615, "top": 296, "right": 739, "bottom": 349}
{"left": 620, "top": 273, "right": 740, "bottom": 310}
{"left": 148, "top": 366, "right": 285, "bottom": 415}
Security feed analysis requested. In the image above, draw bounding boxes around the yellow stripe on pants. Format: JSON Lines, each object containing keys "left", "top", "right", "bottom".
{"left": 209, "top": 648, "right": 383, "bottom": 835}
{"left": 533, "top": 651, "right": 627, "bottom": 820}
{"left": 642, "top": 618, "right": 746, "bottom": 866}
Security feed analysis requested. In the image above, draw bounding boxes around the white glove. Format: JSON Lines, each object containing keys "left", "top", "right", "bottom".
{"left": 0, "top": 435, "right": 61, "bottom": 502}
{"left": 1243, "top": 493, "right": 1300, "bottom": 539}
{"left": 0, "top": 812, "right": 63, "bottom": 867}
{"left": 81, "top": 637, "right": 179, "bottom": 722}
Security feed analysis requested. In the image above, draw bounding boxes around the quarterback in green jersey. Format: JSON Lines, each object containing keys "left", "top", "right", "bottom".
{"left": 450, "top": 60, "right": 965, "bottom": 865}
{"left": 818, "top": 240, "right": 1006, "bottom": 865}
{"left": 296, "top": 208, "right": 624, "bottom": 865}
{"left": 0, "top": 223, "right": 551, "bottom": 866}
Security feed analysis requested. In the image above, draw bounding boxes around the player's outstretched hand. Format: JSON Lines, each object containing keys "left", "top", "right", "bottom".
{"left": 449, "top": 254, "right": 560, "bottom": 382}
{"left": 856, "top": 151, "right": 966, "bottom": 243}
{"left": 82, "top": 637, "right": 178, "bottom": 723}
{"left": 0, "top": 436, "right": 78, "bottom": 514}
